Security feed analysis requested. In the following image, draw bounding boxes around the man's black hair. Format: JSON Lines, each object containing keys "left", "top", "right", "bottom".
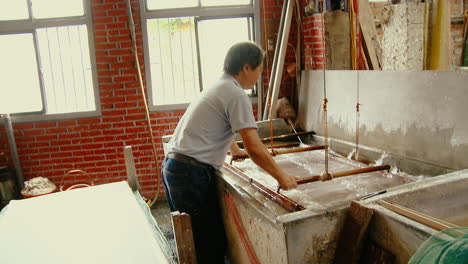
{"left": 223, "top": 42, "right": 264, "bottom": 75}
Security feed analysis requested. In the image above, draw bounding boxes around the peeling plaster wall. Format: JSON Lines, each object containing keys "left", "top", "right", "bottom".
{"left": 298, "top": 70, "right": 468, "bottom": 171}
{"left": 381, "top": 2, "right": 425, "bottom": 70}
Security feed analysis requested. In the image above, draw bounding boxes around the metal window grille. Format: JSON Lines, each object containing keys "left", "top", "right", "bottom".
{"left": 141, "top": 0, "right": 260, "bottom": 111}
{"left": 0, "top": 0, "right": 99, "bottom": 120}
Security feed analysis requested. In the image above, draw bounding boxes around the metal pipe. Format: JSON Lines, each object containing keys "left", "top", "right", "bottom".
{"left": 223, "top": 163, "right": 305, "bottom": 212}
{"left": 297, "top": 165, "right": 390, "bottom": 185}
{"left": 2, "top": 114, "right": 24, "bottom": 189}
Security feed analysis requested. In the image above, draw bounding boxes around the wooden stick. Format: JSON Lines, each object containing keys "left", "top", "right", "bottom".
{"left": 297, "top": 165, "right": 390, "bottom": 184}
{"left": 236, "top": 131, "right": 315, "bottom": 146}
{"left": 231, "top": 145, "right": 325, "bottom": 160}
{"left": 223, "top": 163, "right": 305, "bottom": 212}
{"left": 271, "top": 145, "right": 326, "bottom": 156}
{"left": 377, "top": 200, "right": 459, "bottom": 231}
{"left": 266, "top": 142, "right": 300, "bottom": 149}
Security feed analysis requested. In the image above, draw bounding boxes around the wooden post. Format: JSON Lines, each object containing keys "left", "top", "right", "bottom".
{"left": 124, "top": 146, "right": 140, "bottom": 191}
{"left": 334, "top": 201, "right": 374, "bottom": 264}
{"left": 359, "top": 0, "right": 381, "bottom": 70}
{"left": 171, "top": 211, "right": 197, "bottom": 264}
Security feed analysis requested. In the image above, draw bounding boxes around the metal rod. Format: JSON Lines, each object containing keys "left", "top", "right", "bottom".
{"left": 2, "top": 114, "right": 24, "bottom": 189}
{"left": 223, "top": 163, "right": 305, "bottom": 212}
{"left": 286, "top": 119, "right": 304, "bottom": 145}
{"left": 297, "top": 165, "right": 390, "bottom": 185}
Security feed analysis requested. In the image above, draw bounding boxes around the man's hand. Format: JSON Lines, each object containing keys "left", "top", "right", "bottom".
{"left": 231, "top": 149, "right": 249, "bottom": 162}
{"left": 278, "top": 174, "right": 298, "bottom": 190}
{"left": 229, "top": 140, "right": 249, "bottom": 161}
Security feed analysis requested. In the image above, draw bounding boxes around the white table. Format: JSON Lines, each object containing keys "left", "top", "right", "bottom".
{"left": 0, "top": 181, "right": 172, "bottom": 264}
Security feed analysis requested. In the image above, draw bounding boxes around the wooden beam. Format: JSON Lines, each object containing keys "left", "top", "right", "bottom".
{"left": 124, "top": 145, "right": 140, "bottom": 191}
{"left": 378, "top": 201, "right": 459, "bottom": 231}
{"left": 359, "top": 0, "right": 381, "bottom": 70}
{"left": 171, "top": 211, "right": 197, "bottom": 264}
{"left": 334, "top": 201, "right": 374, "bottom": 264}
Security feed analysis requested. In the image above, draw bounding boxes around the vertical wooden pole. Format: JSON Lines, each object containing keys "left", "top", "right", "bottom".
{"left": 171, "top": 211, "right": 197, "bottom": 264}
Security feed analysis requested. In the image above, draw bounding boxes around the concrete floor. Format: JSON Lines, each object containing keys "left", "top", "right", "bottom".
{"left": 150, "top": 199, "right": 177, "bottom": 262}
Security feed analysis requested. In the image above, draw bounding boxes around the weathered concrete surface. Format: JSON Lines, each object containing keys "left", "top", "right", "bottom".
{"left": 381, "top": 2, "right": 425, "bottom": 70}
{"left": 325, "top": 11, "right": 351, "bottom": 70}
{"left": 298, "top": 70, "right": 468, "bottom": 171}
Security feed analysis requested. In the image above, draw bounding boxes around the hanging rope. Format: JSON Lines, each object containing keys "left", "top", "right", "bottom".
{"left": 126, "top": 0, "right": 160, "bottom": 207}
{"left": 355, "top": 72, "right": 360, "bottom": 161}
{"left": 320, "top": 2, "right": 331, "bottom": 181}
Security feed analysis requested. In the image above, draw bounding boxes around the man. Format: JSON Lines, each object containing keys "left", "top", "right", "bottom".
{"left": 162, "top": 42, "right": 297, "bottom": 263}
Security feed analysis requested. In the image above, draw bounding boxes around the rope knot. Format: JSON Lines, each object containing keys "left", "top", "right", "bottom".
{"left": 322, "top": 98, "right": 328, "bottom": 111}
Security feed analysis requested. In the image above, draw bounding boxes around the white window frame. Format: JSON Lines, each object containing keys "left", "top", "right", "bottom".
{"left": 0, "top": 0, "right": 100, "bottom": 123}
{"left": 140, "top": 0, "right": 261, "bottom": 111}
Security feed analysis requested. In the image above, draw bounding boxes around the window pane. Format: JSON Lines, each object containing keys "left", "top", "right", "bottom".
{"left": 0, "top": 0, "right": 29, "bottom": 20}
{"left": 0, "top": 34, "right": 43, "bottom": 114}
{"left": 147, "top": 17, "right": 200, "bottom": 106}
{"left": 147, "top": 0, "right": 197, "bottom": 10}
{"left": 32, "top": 0, "right": 84, "bottom": 19}
{"left": 37, "top": 25, "right": 95, "bottom": 114}
{"left": 198, "top": 17, "right": 251, "bottom": 89}
{"left": 201, "top": 0, "right": 251, "bottom": 7}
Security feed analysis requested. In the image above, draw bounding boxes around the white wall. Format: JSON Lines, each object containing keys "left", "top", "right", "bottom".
{"left": 298, "top": 70, "right": 468, "bottom": 170}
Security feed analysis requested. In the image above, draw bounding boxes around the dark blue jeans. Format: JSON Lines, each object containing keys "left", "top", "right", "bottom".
{"left": 162, "top": 156, "right": 227, "bottom": 263}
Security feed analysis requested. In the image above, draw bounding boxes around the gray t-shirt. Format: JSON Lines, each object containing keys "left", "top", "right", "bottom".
{"left": 168, "top": 73, "right": 257, "bottom": 170}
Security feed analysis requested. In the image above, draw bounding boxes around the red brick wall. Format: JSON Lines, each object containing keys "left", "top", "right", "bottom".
{"left": 303, "top": 13, "right": 326, "bottom": 70}
{"left": 0, "top": 0, "right": 185, "bottom": 198}
{"left": 0, "top": 0, "right": 295, "bottom": 199}
{"left": 0, "top": 125, "right": 8, "bottom": 168}
{"left": 260, "top": 0, "right": 301, "bottom": 111}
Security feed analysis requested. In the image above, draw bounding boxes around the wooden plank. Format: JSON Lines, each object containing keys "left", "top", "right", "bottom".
{"left": 358, "top": 0, "right": 381, "bottom": 70}
{"left": 124, "top": 145, "right": 140, "bottom": 191}
{"left": 378, "top": 201, "right": 459, "bottom": 231}
{"left": 334, "top": 200, "right": 374, "bottom": 264}
{"left": 461, "top": 11, "right": 468, "bottom": 66}
{"left": 324, "top": 11, "right": 352, "bottom": 69}
{"left": 171, "top": 211, "right": 197, "bottom": 264}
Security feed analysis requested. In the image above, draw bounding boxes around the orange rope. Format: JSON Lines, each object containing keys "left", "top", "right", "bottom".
{"left": 322, "top": 97, "right": 329, "bottom": 175}
{"left": 224, "top": 194, "right": 260, "bottom": 264}
{"left": 355, "top": 72, "right": 360, "bottom": 161}
{"left": 321, "top": 2, "right": 330, "bottom": 177}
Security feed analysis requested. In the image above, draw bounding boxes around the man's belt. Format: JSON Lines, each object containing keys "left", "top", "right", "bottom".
{"left": 167, "top": 152, "right": 214, "bottom": 171}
